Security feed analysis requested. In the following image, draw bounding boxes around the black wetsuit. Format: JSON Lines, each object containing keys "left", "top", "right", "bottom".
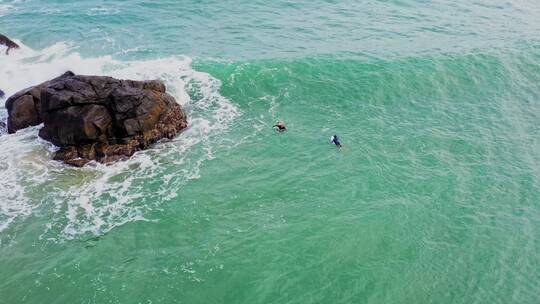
{"left": 274, "top": 124, "right": 286, "bottom": 132}
{"left": 331, "top": 136, "right": 342, "bottom": 147}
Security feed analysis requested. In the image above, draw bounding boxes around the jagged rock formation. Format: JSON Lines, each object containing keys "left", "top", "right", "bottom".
{"left": 6, "top": 72, "right": 187, "bottom": 166}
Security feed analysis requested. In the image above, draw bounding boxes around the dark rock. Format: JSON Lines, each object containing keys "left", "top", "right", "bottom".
{"left": 0, "top": 34, "right": 20, "bottom": 55}
{"left": 6, "top": 71, "right": 74, "bottom": 133}
{"left": 0, "top": 89, "right": 4, "bottom": 98}
{"left": 7, "top": 73, "right": 187, "bottom": 166}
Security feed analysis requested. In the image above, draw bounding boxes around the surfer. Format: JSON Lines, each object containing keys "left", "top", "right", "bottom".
{"left": 330, "top": 135, "right": 342, "bottom": 148}
{"left": 273, "top": 121, "right": 287, "bottom": 132}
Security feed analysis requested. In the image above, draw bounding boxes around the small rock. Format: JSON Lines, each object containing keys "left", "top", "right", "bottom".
{"left": 0, "top": 34, "right": 20, "bottom": 55}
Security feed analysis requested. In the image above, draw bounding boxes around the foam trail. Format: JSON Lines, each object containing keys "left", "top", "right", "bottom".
{"left": 0, "top": 127, "right": 43, "bottom": 232}
{"left": 0, "top": 41, "right": 239, "bottom": 240}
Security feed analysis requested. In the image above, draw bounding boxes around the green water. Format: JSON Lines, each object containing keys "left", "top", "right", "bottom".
{"left": 1, "top": 1, "right": 540, "bottom": 303}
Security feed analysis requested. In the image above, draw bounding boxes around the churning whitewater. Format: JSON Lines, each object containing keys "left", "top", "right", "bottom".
{"left": 0, "top": 41, "right": 239, "bottom": 239}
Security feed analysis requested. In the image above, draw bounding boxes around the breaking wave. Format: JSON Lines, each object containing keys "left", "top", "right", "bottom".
{"left": 0, "top": 40, "right": 239, "bottom": 240}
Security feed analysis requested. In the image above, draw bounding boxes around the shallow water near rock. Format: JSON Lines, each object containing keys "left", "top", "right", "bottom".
{"left": 1, "top": 1, "right": 540, "bottom": 303}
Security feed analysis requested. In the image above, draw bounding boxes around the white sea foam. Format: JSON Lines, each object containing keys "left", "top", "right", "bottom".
{"left": 0, "top": 40, "right": 239, "bottom": 240}
{"left": 0, "top": 4, "right": 14, "bottom": 17}
{"left": 87, "top": 7, "right": 120, "bottom": 16}
{"left": 0, "top": 126, "right": 42, "bottom": 232}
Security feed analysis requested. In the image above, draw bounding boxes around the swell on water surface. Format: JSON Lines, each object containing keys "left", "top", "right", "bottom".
{"left": 1, "top": 36, "right": 540, "bottom": 304}
{"left": 1, "top": 39, "right": 540, "bottom": 247}
{"left": 2, "top": 0, "right": 540, "bottom": 302}
{"left": 0, "top": 41, "right": 239, "bottom": 241}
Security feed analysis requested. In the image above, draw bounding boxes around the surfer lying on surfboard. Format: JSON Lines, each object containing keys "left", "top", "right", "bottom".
{"left": 330, "top": 135, "right": 342, "bottom": 148}
{"left": 273, "top": 121, "right": 287, "bottom": 132}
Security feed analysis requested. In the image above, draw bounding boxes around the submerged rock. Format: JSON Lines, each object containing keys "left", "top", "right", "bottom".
{"left": 0, "top": 34, "right": 20, "bottom": 55}
{"left": 7, "top": 72, "right": 188, "bottom": 166}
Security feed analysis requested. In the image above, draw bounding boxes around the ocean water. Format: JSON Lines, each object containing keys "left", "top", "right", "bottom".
{"left": 1, "top": 0, "right": 540, "bottom": 303}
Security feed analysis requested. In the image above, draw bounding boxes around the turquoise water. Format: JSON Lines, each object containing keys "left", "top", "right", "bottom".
{"left": 1, "top": 1, "right": 540, "bottom": 303}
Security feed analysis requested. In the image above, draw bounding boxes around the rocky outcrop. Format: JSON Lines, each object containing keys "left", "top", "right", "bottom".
{"left": 0, "top": 34, "right": 19, "bottom": 55}
{"left": 7, "top": 72, "right": 188, "bottom": 166}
